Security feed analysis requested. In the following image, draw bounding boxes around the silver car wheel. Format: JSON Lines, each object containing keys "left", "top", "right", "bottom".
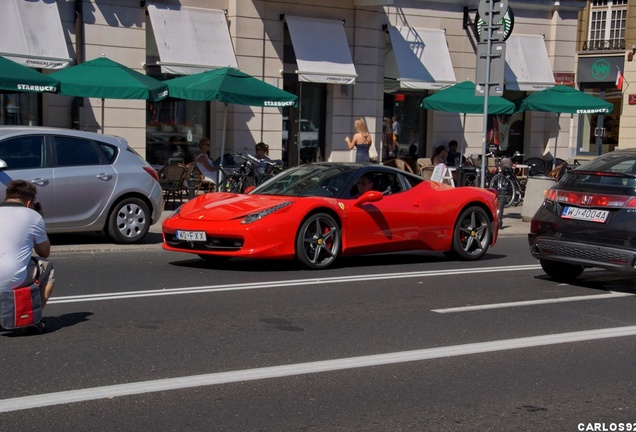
{"left": 108, "top": 197, "right": 150, "bottom": 244}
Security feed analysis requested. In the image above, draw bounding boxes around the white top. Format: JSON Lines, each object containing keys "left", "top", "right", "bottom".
{"left": 392, "top": 120, "right": 401, "bottom": 137}
{"left": 196, "top": 152, "right": 217, "bottom": 183}
{"left": 0, "top": 205, "right": 48, "bottom": 290}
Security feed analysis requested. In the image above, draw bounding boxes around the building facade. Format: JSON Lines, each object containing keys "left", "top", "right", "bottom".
{"left": 577, "top": 0, "right": 635, "bottom": 155}
{"left": 1, "top": 0, "right": 599, "bottom": 169}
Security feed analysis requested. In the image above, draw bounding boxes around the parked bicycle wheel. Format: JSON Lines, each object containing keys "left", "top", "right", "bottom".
{"left": 490, "top": 173, "right": 517, "bottom": 207}
{"left": 524, "top": 157, "right": 546, "bottom": 176}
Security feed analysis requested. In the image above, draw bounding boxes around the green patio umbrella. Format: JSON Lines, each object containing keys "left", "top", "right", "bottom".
{"left": 0, "top": 55, "right": 59, "bottom": 93}
{"left": 164, "top": 67, "right": 298, "bottom": 182}
{"left": 50, "top": 56, "right": 168, "bottom": 132}
{"left": 421, "top": 80, "right": 515, "bottom": 172}
{"left": 164, "top": 67, "right": 298, "bottom": 107}
{"left": 519, "top": 85, "right": 614, "bottom": 169}
{"left": 421, "top": 80, "right": 515, "bottom": 115}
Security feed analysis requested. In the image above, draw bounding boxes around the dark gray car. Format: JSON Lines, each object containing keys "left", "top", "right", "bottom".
{"left": 0, "top": 126, "right": 163, "bottom": 243}
{"left": 529, "top": 149, "right": 636, "bottom": 279}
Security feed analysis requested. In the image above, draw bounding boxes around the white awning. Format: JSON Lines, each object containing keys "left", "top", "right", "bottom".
{"left": 0, "top": 0, "right": 71, "bottom": 69}
{"left": 385, "top": 26, "right": 456, "bottom": 91}
{"left": 285, "top": 15, "right": 357, "bottom": 85}
{"left": 505, "top": 34, "right": 555, "bottom": 91}
{"left": 147, "top": 4, "right": 238, "bottom": 75}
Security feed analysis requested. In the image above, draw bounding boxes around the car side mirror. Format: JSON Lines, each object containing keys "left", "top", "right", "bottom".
{"left": 354, "top": 190, "right": 383, "bottom": 206}
{"left": 0, "top": 159, "right": 7, "bottom": 170}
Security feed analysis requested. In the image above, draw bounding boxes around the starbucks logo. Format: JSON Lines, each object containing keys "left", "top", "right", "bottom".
{"left": 476, "top": 8, "right": 515, "bottom": 42}
{"left": 591, "top": 59, "right": 610, "bottom": 80}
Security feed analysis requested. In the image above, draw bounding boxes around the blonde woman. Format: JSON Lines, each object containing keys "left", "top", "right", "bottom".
{"left": 195, "top": 138, "right": 216, "bottom": 184}
{"left": 345, "top": 117, "right": 372, "bottom": 163}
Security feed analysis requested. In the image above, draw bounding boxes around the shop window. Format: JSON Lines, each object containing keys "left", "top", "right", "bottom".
{"left": 1, "top": 93, "right": 40, "bottom": 126}
{"left": 577, "top": 88, "right": 621, "bottom": 156}
{"left": 146, "top": 99, "right": 208, "bottom": 167}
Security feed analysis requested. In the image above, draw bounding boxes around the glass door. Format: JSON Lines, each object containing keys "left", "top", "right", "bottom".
{"left": 577, "top": 87, "right": 621, "bottom": 156}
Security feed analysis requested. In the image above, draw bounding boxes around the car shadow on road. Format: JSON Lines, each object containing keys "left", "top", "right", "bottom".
{"left": 534, "top": 270, "right": 636, "bottom": 294}
{"left": 166, "top": 250, "right": 506, "bottom": 272}
{"left": 1, "top": 312, "right": 93, "bottom": 337}
{"left": 49, "top": 231, "right": 163, "bottom": 246}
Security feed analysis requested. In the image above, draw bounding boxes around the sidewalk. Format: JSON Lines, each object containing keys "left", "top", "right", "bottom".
{"left": 498, "top": 207, "right": 529, "bottom": 237}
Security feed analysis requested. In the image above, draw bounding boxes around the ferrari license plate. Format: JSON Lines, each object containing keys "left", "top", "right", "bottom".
{"left": 561, "top": 206, "right": 609, "bottom": 223}
{"left": 176, "top": 230, "right": 206, "bottom": 241}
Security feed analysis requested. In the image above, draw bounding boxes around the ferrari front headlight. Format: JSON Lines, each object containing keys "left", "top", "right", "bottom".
{"left": 241, "top": 201, "right": 293, "bottom": 224}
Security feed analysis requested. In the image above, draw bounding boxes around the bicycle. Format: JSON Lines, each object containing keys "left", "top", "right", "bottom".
{"left": 489, "top": 156, "right": 526, "bottom": 207}
{"left": 462, "top": 152, "right": 498, "bottom": 188}
{"left": 219, "top": 152, "right": 284, "bottom": 193}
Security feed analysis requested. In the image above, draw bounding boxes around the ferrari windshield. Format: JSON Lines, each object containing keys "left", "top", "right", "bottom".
{"left": 250, "top": 163, "right": 358, "bottom": 197}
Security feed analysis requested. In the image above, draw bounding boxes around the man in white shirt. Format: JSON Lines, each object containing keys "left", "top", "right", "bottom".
{"left": 391, "top": 116, "right": 401, "bottom": 143}
{"left": 0, "top": 180, "right": 55, "bottom": 331}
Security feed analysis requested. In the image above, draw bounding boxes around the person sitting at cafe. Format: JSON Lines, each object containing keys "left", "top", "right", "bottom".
{"left": 195, "top": 138, "right": 217, "bottom": 185}
{"left": 255, "top": 142, "right": 272, "bottom": 174}
{"left": 431, "top": 145, "right": 448, "bottom": 166}
{"left": 445, "top": 140, "right": 466, "bottom": 167}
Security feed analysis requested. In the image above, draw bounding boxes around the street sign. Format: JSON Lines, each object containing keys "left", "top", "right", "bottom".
{"left": 475, "top": 42, "right": 506, "bottom": 96}
{"left": 477, "top": 0, "right": 509, "bottom": 25}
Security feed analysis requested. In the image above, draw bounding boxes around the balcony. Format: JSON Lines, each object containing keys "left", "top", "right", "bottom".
{"left": 581, "top": 39, "right": 626, "bottom": 52}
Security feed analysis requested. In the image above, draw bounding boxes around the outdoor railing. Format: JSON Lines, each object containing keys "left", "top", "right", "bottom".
{"left": 581, "top": 39, "right": 625, "bottom": 52}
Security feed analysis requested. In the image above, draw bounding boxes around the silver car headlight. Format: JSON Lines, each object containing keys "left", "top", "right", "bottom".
{"left": 241, "top": 201, "right": 292, "bottom": 224}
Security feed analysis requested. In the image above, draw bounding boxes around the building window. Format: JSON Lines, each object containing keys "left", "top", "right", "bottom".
{"left": 1, "top": 94, "right": 40, "bottom": 126}
{"left": 586, "top": 0, "right": 627, "bottom": 51}
{"left": 146, "top": 98, "right": 209, "bottom": 167}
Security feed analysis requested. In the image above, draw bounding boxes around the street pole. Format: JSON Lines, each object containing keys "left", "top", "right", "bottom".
{"left": 480, "top": 0, "right": 495, "bottom": 189}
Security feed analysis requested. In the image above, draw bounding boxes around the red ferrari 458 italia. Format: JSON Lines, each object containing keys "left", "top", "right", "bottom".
{"left": 162, "top": 163, "right": 500, "bottom": 269}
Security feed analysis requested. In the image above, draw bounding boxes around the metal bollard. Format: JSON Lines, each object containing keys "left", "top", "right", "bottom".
{"left": 498, "top": 192, "right": 505, "bottom": 230}
{"left": 187, "top": 172, "right": 196, "bottom": 199}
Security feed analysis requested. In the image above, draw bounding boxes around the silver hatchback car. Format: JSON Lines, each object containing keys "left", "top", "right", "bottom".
{"left": 0, "top": 126, "right": 163, "bottom": 243}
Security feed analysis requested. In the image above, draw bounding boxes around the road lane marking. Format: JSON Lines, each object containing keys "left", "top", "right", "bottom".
{"left": 47, "top": 264, "right": 541, "bottom": 304}
{"left": 1, "top": 325, "right": 636, "bottom": 413}
{"left": 432, "top": 291, "right": 635, "bottom": 313}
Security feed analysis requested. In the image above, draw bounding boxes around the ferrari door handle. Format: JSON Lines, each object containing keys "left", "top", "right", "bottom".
{"left": 97, "top": 173, "right": 113, "bottom": 181}
{"left": 31, "top": 178, "right": 49, "bottom": 186}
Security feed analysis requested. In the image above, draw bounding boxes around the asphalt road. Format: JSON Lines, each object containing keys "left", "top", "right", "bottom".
{"left": 1, "top": 235, "right": 636, "bottom": 431}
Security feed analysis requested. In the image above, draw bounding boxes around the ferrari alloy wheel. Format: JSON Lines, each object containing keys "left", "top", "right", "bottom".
{"left": 447, "top": 206, "right": 492, "bottom": 260}
{"left": 296, "top": 213, "right": 341, "bottom": 269}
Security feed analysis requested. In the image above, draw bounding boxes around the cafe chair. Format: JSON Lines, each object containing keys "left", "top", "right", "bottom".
{"left": 417, "top": 158, "right": 433, "bottom": 177}
{"left": 384, "top": 158, "right": 415, "bottom": 174}
{"left": 183, "top": 162, "right": 215, "bottom": 196}
{"left": 158, "top": 163, "right": 187, "bottom": 206}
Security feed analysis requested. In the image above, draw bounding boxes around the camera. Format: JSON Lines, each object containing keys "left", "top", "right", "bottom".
{"left": 33, "top": 202, "right": 42, "bottom": 212}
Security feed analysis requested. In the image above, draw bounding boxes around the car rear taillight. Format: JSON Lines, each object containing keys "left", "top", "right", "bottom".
{"left": 143, "top": 166, "right": 160, "bottom": 182}
{"left": 547, "top": 189, "right": 633, "bottom": 208}
{"left": 545, "top": 189, "right": 557, "bottom": 201}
